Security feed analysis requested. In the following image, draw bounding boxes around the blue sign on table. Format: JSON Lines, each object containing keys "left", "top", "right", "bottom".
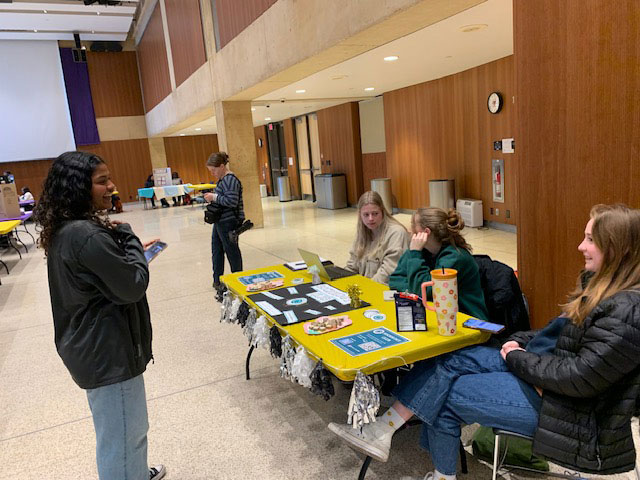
{"left": 238, "top": 271, "right": 284, "bottom": 285}
{"left": 330, "top": 327, "right": 409, "bottom": 357}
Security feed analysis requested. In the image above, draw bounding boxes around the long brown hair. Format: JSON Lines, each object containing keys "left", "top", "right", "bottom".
{"left": 206, "top": 151, "right": 229, "bottom": 167}
{"left": 353, "top": 191, "right": 406, "bottom": 259}
{"left": 413, "top": 207, "right": 471, "bottom": 252}
{"left": 563, "top": 204, "right": 640, "bottom": 325}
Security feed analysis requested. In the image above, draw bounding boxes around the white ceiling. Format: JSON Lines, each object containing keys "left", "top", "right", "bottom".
{"left": 173, "top": 0, "right": 512, "bottom": 137}
{"left": 0, "top": 1, "right": 139, "bottom": 42}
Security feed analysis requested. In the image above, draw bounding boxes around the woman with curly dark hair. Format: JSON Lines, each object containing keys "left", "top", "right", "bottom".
{"left": 34, "top": 151, "right": 166, "bottom": 480}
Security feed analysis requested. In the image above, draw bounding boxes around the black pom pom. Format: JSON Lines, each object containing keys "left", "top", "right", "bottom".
{"left": 310, "top": 361, "right": 334, "bottom": 401}
{"left": 237, "top": 302, "right": 250, "bottom": 327}
{"left": 269, "top": 325, "right": 282, "bottom": 358}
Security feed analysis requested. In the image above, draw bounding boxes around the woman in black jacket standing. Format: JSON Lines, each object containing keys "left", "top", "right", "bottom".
{"left": 204, "top": 152, "right": 245, "bottom": 301}
{"left": 35, "top": 151, "right": 166, "bottom": 480}
{"left": 330, "top": 204, "right": 640, "bottom": 478}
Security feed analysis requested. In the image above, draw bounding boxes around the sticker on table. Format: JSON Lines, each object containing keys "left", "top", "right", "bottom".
{"left": 238, "top": 271, "right": 284, "bottom": 286}
{"left": 330, "top": 328, "right": 409, "bottom": 357}
{"left": 363, "top": 309, "right": 380, "bottom": 319}
{"left": 370, "top": 313, "right": 386, "bottom": 322}
{"left": 255, "top": 301, "right": 282, "bottom": 317}
{"left": 286, "top": 297, "right": 307, "bottom": 306}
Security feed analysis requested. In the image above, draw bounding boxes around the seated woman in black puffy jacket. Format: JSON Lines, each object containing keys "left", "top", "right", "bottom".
{"left": 329, "top": 204, "right": 640, "bottom": 479}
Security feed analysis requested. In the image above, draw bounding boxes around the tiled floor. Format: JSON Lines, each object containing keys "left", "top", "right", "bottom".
{"left": 0, "top": 198, "right": 636, "bottom": 479}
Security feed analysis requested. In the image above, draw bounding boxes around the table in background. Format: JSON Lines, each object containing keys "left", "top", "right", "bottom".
{"left": 0, "top": 212, "right": 33, "bottom": 252}
{"left": 221, "top": 264, "right": 489, "bottom": 382}
{"left": 0, "top": 220, "right": 23, "bottom": 280}
{"left": 137, "top": 184, "right": 215, "bottom": 209}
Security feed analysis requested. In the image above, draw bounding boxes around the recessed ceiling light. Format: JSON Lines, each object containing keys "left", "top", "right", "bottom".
{"left": 194, "top": 127, "right": 202, "bottom": 131}
{"left": 91, "top": 30, "right": 95, "bottom": 34}
{"left": 265, "top": 117, "right": 272, "bottom": 121}
{"left": 459, "top": 24, "right": 487, "bottom": 33}
{"left": 384, "top": 55, "right": 399, "bottom": 62}
{"left": 331, "top": 74, "right": 348, "bottom": 81}
{"left": 43, "top": 10, "right": 47, "bottom": 13}
{"left": 96, "top": 11, "right": 100, "bottom": 15}
{"left": 295, "top": 89, "right": 306, "bottom": 94}
{"left": 364, "top": 87, "right": 375, "bottom": 91}
{"left": 179, "top": 134, "right": 186, "bottom": 136}
{"left": 251, "top": 107, "right": 256, "bottom": 111}
{"left": 33, "top": 29, "right": 38, "bottom": 33}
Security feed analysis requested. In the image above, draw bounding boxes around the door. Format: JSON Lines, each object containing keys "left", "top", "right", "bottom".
{"left": 266, "top": 122, "right": 287, "bottom": 195}
{"left": 295, "top": 116, "right": 314, "bottom": 200}
{"left": 308, "top": 113, "right": 322, "bottom": 179}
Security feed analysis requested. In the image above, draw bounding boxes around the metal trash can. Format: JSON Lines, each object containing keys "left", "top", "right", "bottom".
{"left": 278, "top": 176, "right": 292, "bottom": 202}
{"left": 314, "top": 173, "right": 347, "bottom": 209}
{"left": 371, "top": 178, "right": 393, "bottom": 214}
{"left": 428, "top": 179, "right": 455, "bottom": 210}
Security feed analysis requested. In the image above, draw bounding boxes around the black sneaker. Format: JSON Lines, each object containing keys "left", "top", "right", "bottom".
{"left": 149, "top": 464, "right": 166, "bottom": 480}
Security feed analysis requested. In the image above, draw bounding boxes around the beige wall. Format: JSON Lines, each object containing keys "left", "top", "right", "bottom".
{"left": 359, "top": 97, "right": 386, "bottom": 154}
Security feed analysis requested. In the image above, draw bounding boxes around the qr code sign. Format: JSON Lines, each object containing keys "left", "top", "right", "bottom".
{"left": 360, "top": 341, "right": 381, "bottom": 351}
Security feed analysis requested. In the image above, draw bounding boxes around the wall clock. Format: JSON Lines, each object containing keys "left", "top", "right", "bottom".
{"left": 487, "top": 92, "right": 503, "bottom": 114}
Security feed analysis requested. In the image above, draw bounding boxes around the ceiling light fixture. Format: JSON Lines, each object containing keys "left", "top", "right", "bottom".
{"left": 384, "top": 55, "right": 399, "bottom": 62}
{"left": 364, "top": 87, "right": 375, "bottom": 91}
{"left": 295, "top": 89, "right": 306, "bottom": 94}
{"left": 331, "top": 74, "right": 348, "bottom": 81}
{"left": 251, "top": 107, "right": 256, "bottom": 111}
{"left": 33, "top": 29, "right": 38, "bottom": 32}
{"left": 195, "top": 127, "right": 202, "bottom": 131}
{"left": 265, "top": 117, "right": 272, "bottom": 121}
{"left": 43, "top": 10, "right": 47, "bottom": 13}
{"left": 459, "top": 24, "right": 488, "bottom": 33}
{"left": 179, "top": 134, "right": 186, "bottom": 136}
{"left": 96, "top": 11, "right": 101, "bottom": 15}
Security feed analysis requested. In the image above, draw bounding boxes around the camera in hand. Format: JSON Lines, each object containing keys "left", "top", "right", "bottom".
{"left": 204, "top": 203, "right": 223, "bottom": 224}
{"left": 229, "top": 219, "right": 254, "bottom": 242}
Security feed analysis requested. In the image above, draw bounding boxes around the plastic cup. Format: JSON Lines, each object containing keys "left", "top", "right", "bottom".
{"left": 421, "top": 268, "right": 459, "bottom": 336}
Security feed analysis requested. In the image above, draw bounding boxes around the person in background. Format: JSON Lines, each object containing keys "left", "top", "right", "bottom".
{"left": 346, "top": 191, "right": 408, "bottom": 285}
{"left": 34, "top": 151, "right": 166, "bottom": 480}
{"left": 20, "top": 186, "right": 34, "bottom": 211}
{"left": 171, "top": 171, "right": 183, "bottom": 207}
{"left": 204, "top": 152, "right": 244, "bottom": 302}
{"left": 330, "top": 204, "right": 640, "bottom": 480}
{"left": 389, "top": 206, "right": 488, "bottom": 320}
{"left": 145, "top": 174, "right": 169, "bottom": 209}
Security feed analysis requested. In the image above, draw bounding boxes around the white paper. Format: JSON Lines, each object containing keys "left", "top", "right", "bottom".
{"left": 262, "top": 291, "right": 283, "bottom": 300}
{"left": 307, "top": 291, "right": 334, "bottom": 303}
{"left": 312, "top": 284, "right": 351, "bottom": 305}
{"left": 325, "top": 305, "right": 336, "bottom": 311}
{"left": 287, "top": 287, "right": 298, "bottom": 295}
{"left": 255, "top": 301, "right": 282, "bottom": 316}
{"left": 305, "top": 309, "right": 322, "bottom": 315}
{"left": 283, "top": 310, "right": 299, "bottom": 324}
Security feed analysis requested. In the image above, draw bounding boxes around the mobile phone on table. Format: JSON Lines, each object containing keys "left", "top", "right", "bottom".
{"left": 463, "top": 318, "right": 505, "bottom": 334}
{"left": 144, "top": 241, "right": 168, "bottom": 263}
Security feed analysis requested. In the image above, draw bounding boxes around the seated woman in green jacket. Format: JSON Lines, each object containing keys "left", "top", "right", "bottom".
{"left": 389, "top": 206, "right": 488, "bottom": 320}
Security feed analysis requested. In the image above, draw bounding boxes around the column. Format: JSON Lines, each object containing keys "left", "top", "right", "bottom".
{"left": 214, "top": 100, "right": 264, "bottom": 228}
{"left": 147, "top": 137, "right": 168, "bottom": 169}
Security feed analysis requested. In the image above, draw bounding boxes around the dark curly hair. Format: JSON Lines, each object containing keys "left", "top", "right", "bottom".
{"left": 34, "top": 151, "right": 112, "bottom": 255}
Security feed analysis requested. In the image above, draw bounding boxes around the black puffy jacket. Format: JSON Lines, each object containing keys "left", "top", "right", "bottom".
{"left": 506, "top": 290, "right": 640, "bottom": 474}
{"left": 47, "top": 220, "right": 153, "bottom": 389}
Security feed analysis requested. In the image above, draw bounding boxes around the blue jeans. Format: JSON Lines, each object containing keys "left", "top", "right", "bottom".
{"left": 86, "top": 375, "right": 149, "bottom": 480}
{"left": 393, "top": 346, "right": 541, "bottom": 475}
{"left": 212, "top": 220, "right": 243, "bottom": 284}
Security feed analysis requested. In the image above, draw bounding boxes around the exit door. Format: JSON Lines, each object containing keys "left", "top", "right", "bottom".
{"left": 266, "top": 122, "right": 287, "bottom": 195}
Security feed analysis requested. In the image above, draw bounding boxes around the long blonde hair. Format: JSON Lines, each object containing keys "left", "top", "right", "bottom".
{"left": 354, "top": 191, "right": 406, "bottom": 259}
{"left": 413, "top": 207, "right": 472, "bottom": 252}
{"left": 563, "top": 204, "right": 640, "bottom": 325}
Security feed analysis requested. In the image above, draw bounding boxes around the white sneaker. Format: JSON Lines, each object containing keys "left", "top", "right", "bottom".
{"left": 328, "top": 421, "right": 393, "bottom": 462}
{"left": 400, "top": 472, "right": 433, "bottom": 480}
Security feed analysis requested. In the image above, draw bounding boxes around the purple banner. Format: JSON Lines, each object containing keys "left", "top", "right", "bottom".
{"left": 59, "top": 48, "right": 100, "bottom": 146}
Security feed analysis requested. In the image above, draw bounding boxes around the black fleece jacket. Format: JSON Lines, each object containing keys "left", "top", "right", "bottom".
{"left": 506, "top": 290, "right": 640, "bottom": 474}
{"left": 47, "top": 220, "right": 153, "bottom": 389}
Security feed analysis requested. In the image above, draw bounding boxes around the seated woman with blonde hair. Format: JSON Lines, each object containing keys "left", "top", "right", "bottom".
{"left": 345, "top": 191, "right": 409, "bottom": 285}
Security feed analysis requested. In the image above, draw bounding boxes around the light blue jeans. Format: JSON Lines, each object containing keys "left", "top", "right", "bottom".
{"left": 394, "top": 346, "right": 541, "bottom": 475}
{"left": 86, "top": 374, "right": 149, "bottom": 480}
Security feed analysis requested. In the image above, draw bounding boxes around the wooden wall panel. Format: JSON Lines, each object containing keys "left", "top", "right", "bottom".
{"left": 283, "top": 118, "right": 301, "bottom": 199}
{"left": 254, "top": 126, "right": 271, "bottom": 195}
{"left": 515, "top": 0, "right": 640, "bottom": 327}
{"left": 137, "top": 3, "right": 172, "bottom": 112}
{"left": 317, "top": 102, "right": 363, "bottom": 206}
{"left": 87, "top": 52, "right": 144, "bottom": 117}
{"left": 384, "top": 56, "right": 516, "bottom": 224}
{"left": 0, "top": 159, "right": 53, "bottom": 202}
{"left": 214, "top": 0, "right": 277, "bottom": 49}
{"left": 165, "top": 0, "right": 206, "bottom": 87}
{"left": 81, "top": 139, "right": 153, "bottom": 203}
{"left": 362, "top": 152, "right": 387, "bottom": 192}
{"left": 163, "top": 135, "right": 219, "bottom": 186}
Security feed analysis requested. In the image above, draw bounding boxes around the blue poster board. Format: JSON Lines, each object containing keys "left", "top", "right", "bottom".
{"left": 238, "top": 271, "right": 284, "bottom": 286}
{"left": 330, "top": 328, "right": 410, "bottom": 357}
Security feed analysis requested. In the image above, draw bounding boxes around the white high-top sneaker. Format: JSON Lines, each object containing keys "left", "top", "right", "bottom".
{"left": 328, "top": 421, "right": 394, "bottom": 462}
